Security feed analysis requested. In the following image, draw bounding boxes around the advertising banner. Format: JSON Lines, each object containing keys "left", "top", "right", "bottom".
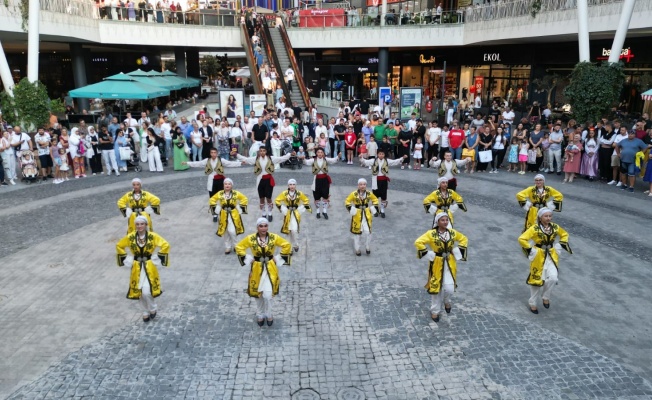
{"left": 399, "top": 87, "right": 422, "bottom": 119}
{"left": 299, "top": 8, "right": 346, "bottom": 28}
{"left": 473, "top": 76, "right": 484, "bottom": 97}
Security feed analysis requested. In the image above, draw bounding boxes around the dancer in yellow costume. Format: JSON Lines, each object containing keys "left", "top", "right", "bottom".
{"left": 236, "top": 218, "right": 292, "bottom": 327}
{"left": 414, "top": 212, "right": 468, "bottom": 323}
{"left": 515, "top": 174, "right": 563, "bottom": 232}
{"left": 518, "top": 207, "right": 572, "bottom": 314}
{"left": 423, "top": 176, "right": 467, "bottom": 229}
{"left": 209, "top": 178, "right": 249, "bottom": 254}
{"left": 274, "top": 179, "right": 312, "bottom": 253}
{"left": 117, "top": 178, "right": 161, "bottom": 234}
{"left": 344, "top": 178, "right": 379, "bottom": 256}
{"left": 116, "top": 215, "right": 170, "bottom": 322}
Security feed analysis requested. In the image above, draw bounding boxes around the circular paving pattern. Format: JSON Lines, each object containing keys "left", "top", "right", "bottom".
{"left": 7, "top": 280, "right": 652, "bottom": 400}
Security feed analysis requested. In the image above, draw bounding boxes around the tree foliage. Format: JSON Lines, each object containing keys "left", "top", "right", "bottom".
{"left": 0, "top": 78, "right": 57, "bottom": 130}
{"left": 564, "top": 62, "right": 625, "bottom": 123}
{"left": 164, "top": 60, "right": 177, "bottom": 73}
{"left": 200, "top": 55, "right": 220, "bottom": 80}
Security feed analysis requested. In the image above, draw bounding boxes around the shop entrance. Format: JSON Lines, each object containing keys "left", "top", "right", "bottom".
{"left": 460, "top": 65, "right": 531, "bottom": 108}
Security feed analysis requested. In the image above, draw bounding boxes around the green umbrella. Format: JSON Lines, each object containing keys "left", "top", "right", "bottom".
{"left": 161, "top": 69, "right": 202, "bottom": 88}
{"left": 148, "top": 70, "right": 191, "bottom": 89}
{"left": 69, "top": 73, "right": 170, "bottom": 99}
{"left": 127, "top": 69, "right": 184, "bottom": 90}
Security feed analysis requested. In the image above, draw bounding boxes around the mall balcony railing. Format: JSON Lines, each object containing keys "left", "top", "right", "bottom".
{"left": 38, "top": 0, "right": 240, "bottom": 27}
{"left": 283, "top": 9, "right": 466, "bottom": 29}
{"left": 464, "top": 0, "right": 646, "bottom": 27}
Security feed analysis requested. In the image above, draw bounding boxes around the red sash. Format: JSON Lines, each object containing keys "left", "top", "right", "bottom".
{"left": 262, "top": 174, "right": 275, "bottom": 187}
{"left": 377, "top": 176, "right": 390, "bottom": 182}
{"left": 213, "top": 174, "right": 225, "bottom": 181}
{"left": 316, "top": 173, "right": 332, "bottom": 184}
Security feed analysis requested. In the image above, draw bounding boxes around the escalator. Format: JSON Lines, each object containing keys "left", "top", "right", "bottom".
{"left": 241, "top": 24, "right": 266, "bottom": 95}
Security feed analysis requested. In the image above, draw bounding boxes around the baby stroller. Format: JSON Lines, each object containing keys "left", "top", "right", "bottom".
{"left": 280, "top": 140, "right": 301, "bottom": 170}
{"left": 19, "top": 150, "right": 39, "bottom": 184}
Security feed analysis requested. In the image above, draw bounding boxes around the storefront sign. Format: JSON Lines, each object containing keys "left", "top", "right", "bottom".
{"left": 358, "top": 67, "right": 369, "bottom": 72}
{"left": 314, "top": 68, "right": 320, "bottom": 71}
{"left": 419, "top": 54, "right": 435, "bottom": 64}
{"left": 597, "top": 47, "right": 635, "bottom": 62}
{"left": 483, "top": 53, "right": 501, "bottom": 62}
{"left": 299, "top": 8, "right": 346, "bottom": 27}
{"left": 368, "top": 58, "right": 379, "bottom": 64}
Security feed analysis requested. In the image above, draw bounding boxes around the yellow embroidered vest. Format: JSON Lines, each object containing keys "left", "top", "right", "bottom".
{"left": 439, "top": 160, "right": 459, "bottom": 176}
{"left": 371, "top": 159, "right": 389, "bottom": 176}
{"left": 204, "top": 158, "right": 224, "bottom": 175}
{"left": 312, "top": 158, "right": 329, "bottom": 175}
{"left": 253, "top": 156, "right": 275, "bottom": 175}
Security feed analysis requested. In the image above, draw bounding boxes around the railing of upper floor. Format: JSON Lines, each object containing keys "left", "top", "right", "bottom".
{"left": 282, "top": 8, "right": 465, "bottom": 29}
{"left": 465, "top": 0, "right": 652, "bottom": 29}
{"left": 37, "top": 0, "right": 240, "bottom": 27}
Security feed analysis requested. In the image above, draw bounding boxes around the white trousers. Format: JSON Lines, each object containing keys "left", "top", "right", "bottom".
{"left": 224, "top": 220, "right": 237, "bottom": 250}
{"left": 529, "top": 258, "right": 559, "bottom": 307}
{"left": 256, "top": 291, "right": 273, "bottom": 319}
{"left": 2, "top": 153, "right": 16, "bottom": 180}
{"left": 548, "top": 148, "right": 562, "bottom": 172}
{"left": 102, "top": 149, "right": 119, "bottom": 173}
{"left": 289, "top": 230, "right": 298, "bottom": 247}
{"left": 353, "top": 232, "right": 371, "bottom": 252}
{"left": 430, "top": 284, "right": 454, "bottom": 314}
{"left": 148, "top": 147, "right": 164, "bottom": 172}
{"left": 138, "top": 266, "right": 157, "bottom": 317}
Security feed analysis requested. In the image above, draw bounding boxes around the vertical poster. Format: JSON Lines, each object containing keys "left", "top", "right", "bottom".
{"left": 473, "top": 77, "right": 484, "bottom": 102}
{"left": 378, "top": 86, "right": 391, "bottom": 107}
{"left": 220, "top": 89, "right": 245, "bottom": 125}
{"left": 399, "top": 87, "right": 422, "bottom": 119}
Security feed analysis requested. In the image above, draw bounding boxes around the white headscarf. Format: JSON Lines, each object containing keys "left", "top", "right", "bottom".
{"left": 256, "top": 217, "right": 269, "bottom": 226}
{"left": 288, "top": 179, "right": 297, "bottom": 185}
{"left": 134, "top": 215, "right": 148, "bottom": 225}
{"left": 131, "top": 178, "right": 142, "bottom": 185}
{"left": 534, "top": 174, "right": 545, "bottom": 182}
{"left": 437, "top": 177, "right": 448, "bottom": 186}
{"left": 224, "top": 178, "right": 233, "bottom": 186}
{"left": 434, "top": 211, "right": 449, "bottom": 226}
{"left": 358, "top": 178, "right": 367, "bottom": 185}
{"left": 537, "top": 207, "right": 552, "bottom": 220}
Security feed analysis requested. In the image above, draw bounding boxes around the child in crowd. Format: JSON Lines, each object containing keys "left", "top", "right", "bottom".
{"left": 296, "top": 146, "right": 306, "bottom": 159}
{"left": 379, "top": 136, "right": 392, "bottom": 158}
{"left": 507, "top": 136, "right": 519, "bottom": 172}
{"left": 564, "top": 142, "right": 578, "bottom": 164}
{"left": 344, "top": 127, "right": 357, "bottom": 164}
{"left": 306, "top": 136, "right": 316, "bottom": 159}
{"left": 49, "top": 137, "right": 61, "bottom": 184}
{"left": 57, "top": 147, "right": 70, "bottom": 181}
{"left": 541, "top": 132, "right": 551, "bottom": 173}
{"left": 318, "top": 132, "right": 328, "bottom": 154}
{"left": 518, "top": 139, "right": 529, "bottom": 175}
{"left": 366, "top": 135, "right": 378, "bottom": 164}
{"left": 271, "top": 132, "right": 283, "bottom": 168}
{"left": 413, "top": 137, "right": 423, "bottom": 170}
{"left": 357, "top": 133, "right": 367, "bottom": 165}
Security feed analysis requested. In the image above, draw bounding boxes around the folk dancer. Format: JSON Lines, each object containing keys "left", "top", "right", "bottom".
{"left": 429, "top": 151, "right": 470, "bottom": 191}
{"left": 423, "top": 177, "right": 467, "bottom": 229}
{"left": 209, "top": 178, "right": 249, "bottom": 254}
{"left": 515, "top": 174, "right": 563, "bottom": 232}
{"left": 116, "top": 215, "right": 170, "bottom": 322}
{"left": 414, "top": 211, "right": 468, "bottom": 322}
{"left": 117, "top": 178, "right": 161, "bottom": 234}
{"left": 235, "top": 218, "right": 293, "bottom": 327}
{"left": 274, "top": 179, "right": 312, "bottom": 252}
{"left": 344, "top": 178, "right": 379, "bottom": 256}
{"left": 184, "top": 147, "right": 242, "bottom": 222}
{"left": 237, "top": 146, "right": 293, "bottom": 222}
{"left": 302, "top": 147, "right": 339, "bottom": 219}
{"left": 359, "top": 148, "right": 406, "bottom": 218}
{"left": 518, "top": 208, "right": 572, "bottom": 314}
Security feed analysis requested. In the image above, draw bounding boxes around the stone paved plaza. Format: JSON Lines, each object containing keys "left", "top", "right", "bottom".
{"left": 1, "top": 163, "right": 651, "bottom": 399}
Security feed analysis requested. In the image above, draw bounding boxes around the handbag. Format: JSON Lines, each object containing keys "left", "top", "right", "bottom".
{"left": 183, "top": 142, "right": 191, "bottom": 156}
{"left": 535, "top": 147, "right": 542, "bottom": 157}
{"left": 119, "top": 146, "right": 132, "bottom": 161}
{"left": 462, "top": 148, "right": 475, "bottom": 159}
{"left": 478, "top": 150, "right": 492, "bottom": 163}
{"left": 527, "top": 149, "right": 537, "bottom": 164}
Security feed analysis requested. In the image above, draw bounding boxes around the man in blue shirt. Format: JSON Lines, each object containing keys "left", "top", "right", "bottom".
{"left": 108, "top": 117, "right": 121, "bottom": 138}
{"left": 616, "top": 130, "right": 648, "bottom": 192}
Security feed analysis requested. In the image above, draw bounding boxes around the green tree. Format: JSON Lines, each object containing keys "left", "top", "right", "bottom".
{"left": 164, "top": 60, "right": 177, "bottom": 73}
{"left": 200, "top": 55, "right": 220, "bottom": 80}
{"left": 0, "top": 78, "right": 59, "bottom": 131}
{"left": 215, "top": 53, "right": 232, "bottom": 79}
{"left": 564, "top": 62, "right": 625, "bottom": 123}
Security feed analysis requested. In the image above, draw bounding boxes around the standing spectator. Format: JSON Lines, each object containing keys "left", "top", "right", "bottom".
{"left": 448, "top": 120, "right": 465, "bottom": 160}
{"left": 124, "top": 112, "right": 138, "bottom": 129}
{"left": 490, "top": 126, "right": 507, "bottom": 173}
{"left": 35, "top": 127, "right": 52, "bottom": 181}
{"left": 215, "top": 120, "right": 231, "bottom": 160}
{"left": 616, "top": 130, "right": 648, "bottom": 192}
{"left": 562, "top": 136, "right": 582, "bottom": 183}
{"left": 501, "top": 106, "right": 515, "bottom": 136}
{"left": 464, "top": 126, "right": 479, "bottom": 173}
{"left": 0, "top": 130, "right": 15, "bottom": 185}
{"left": 230, "top": 121, "right": 245, "bottom": 156}
{"left": 476, "top": 127, "right": 492, "bottom": 172}
{"left": 598, "top": 123, "right": 616, "bottom": 182}
{"left": 190, "top": 121, "right": 203, "bottom": 161}
{"left": 344, "top": 125, "right": 357, "bottom": 164}
{"left": 642, "top": 129, "right": 652, "bottom": 196}
{"left": 251, "top": 117, "right": 269, "bottom": 151}
{"left": 548, "top": 123, "right": 564, "bottom": 175}
{"left": 608, "top": 126, "right": 629, "bottom": 186}
{"left": 87, "top": 126, "right": 103, "bottom": 175}
{"left": 438, "top": 123, "right": 450, "bottom": 159}
{"left": 114, "top": 129, "right": 129, "bottom": 172}
{"left": 68, "top": 128, "right": 87, "bottom": 178}
{"left": 580, "top": 128, "right": 599, "bottom": 181}
{"left": 98, "top": 127, "right": 118, "bottom": 175}
{"left": 146, "top": 128, "right": 164, "bottom": 172}
{"left": 426, "top": 121, "right": 441, "bottom": 164}
{"left": 397, "top": 121, "right": 413, "bottom": 169}
{"left": 528, "top": 123, "right": 545, "bottom": 172}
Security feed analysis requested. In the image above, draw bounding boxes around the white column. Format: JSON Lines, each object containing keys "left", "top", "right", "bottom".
{"left": 0, "top": 39, "right": 14, "bottom": 96}
{"left": 27, "top": 0, "right": 40, "bottom": 82}
{"left": 380, "top": 0, "right": 387, "bottom": 27}
{"left": 576, "top": 0, "right": 590, "bottom": 62}
{"left": 608, "top": 0, "right": 636, "bottom": 64}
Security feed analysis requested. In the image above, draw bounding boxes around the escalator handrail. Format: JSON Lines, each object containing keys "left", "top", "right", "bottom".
{"left": 260, "top": 18, "right": 292, "bottom": 109}
{"left": 241, "top": 23, "right": 263, "bottom": 95}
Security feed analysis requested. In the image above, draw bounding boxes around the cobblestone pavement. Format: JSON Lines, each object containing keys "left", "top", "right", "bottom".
{"left": 2, "top": 165, "right": 652, "bottom": 399}
{"left": 7, "top": 280, "right": 652, "bottom": 400}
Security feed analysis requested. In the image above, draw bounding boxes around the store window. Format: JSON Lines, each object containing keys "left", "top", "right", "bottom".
{"left": 460, "top": 64, "right": 531, "bottom": 107}
{"left": 397, "top": 65, "right": 457, "bottom": 100}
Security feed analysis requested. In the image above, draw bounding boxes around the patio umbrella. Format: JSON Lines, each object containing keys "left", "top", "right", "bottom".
{"left": 69, "top": 73, "right": 170, "bottom": 99}
{"left": 127, "top": 69, "right": 184, "bottom": 90}
{"left": 160, "top": 69, "right": 201, "bottom": 88}
{"left": 148, "top": 70, "right": 190, "bottom": 89}
{"left": 234, "top": 67, "right": 251, "bottom": 77}
{"left": 641, "top": 89, "right": 652, "bottom": 101}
